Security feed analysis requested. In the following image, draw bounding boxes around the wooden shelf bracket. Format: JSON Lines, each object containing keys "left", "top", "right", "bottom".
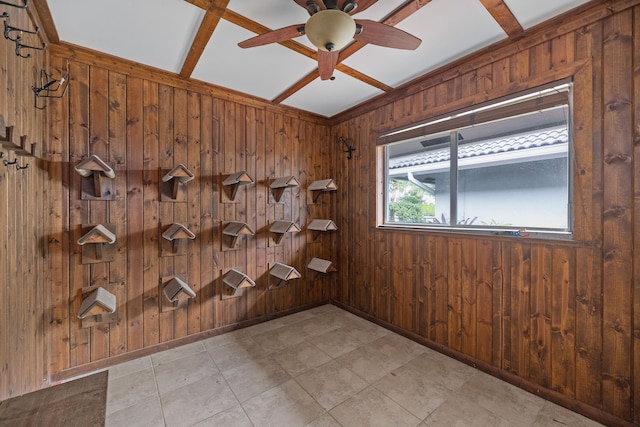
{"left": 162, "top": 276, "right": 196, "bottom": 303}
{"left": 269, "top": 176, "right": 300, "bottom": 203}
{"left": 269, "top": 262, "right": 301, "bottom": 288}
{"left": 308, "top": 179, "right": 337, "bottom": 203}
{"left": 74, "top": 154, "right": 116, "bottom": 199}
{"left": 78, "top": 287, "right": 116, "bottom": 319}
{"left": 162, "top": 164, "right": 195, "bottom": 200}
{"left": 162, "top": 223, "right": 196, "bottom": 254}
{"left": 0, "top": 122, "right": 37, "bottom": 157}
{"left": 222, "top": 221, "right": 254, "bottom": 250}
{"left": 307, "top": 219, "right": 338, "bottom": 240}
{"left": 222, "top": 171, "right": 254, "bottom": 201}
{"left": 222, "top": 268, "right": 256, "bottom": 297}
{"left": 269, "top": 221, "right": 301, "bottom": 245}
{"left": 77, "top": 224, "right": 116, "bottom": 261}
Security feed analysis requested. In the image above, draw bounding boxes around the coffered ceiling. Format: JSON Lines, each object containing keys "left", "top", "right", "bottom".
{"left": 41, "top": 0, "right": 593, "bottom": 117}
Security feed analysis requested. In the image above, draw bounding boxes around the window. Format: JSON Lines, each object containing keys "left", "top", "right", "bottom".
{"left": 381, "top": 81, "right": 572, "bottom": 237}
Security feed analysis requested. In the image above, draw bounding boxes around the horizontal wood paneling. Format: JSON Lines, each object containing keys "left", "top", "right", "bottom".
{"left": 331, "top": 3, "right": 639, "bottom": 425}
{"left": 44, "top": 52, "right": 335, "bottom": 378}
{"left": 0, "top": 4, "right": 47, "bottom": 400}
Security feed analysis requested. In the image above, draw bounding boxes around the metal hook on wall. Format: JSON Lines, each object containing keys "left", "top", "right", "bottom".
{"left": 4, "top": 20, "right": 39, "bottom": 42}
{"left": 16, "top": 163, "right": 28, "bottom": 170}
{"left": 33, "top": 66, "right": 69, "bottom": 110}
{"left": 15, "top": 37, "right": 46, "bottom": 58}
{"left": 337, "top": 136, "right": 356, "bottom": 160}
{"left": 0, "top": 0, "right": 28, "bottom": 8}
{"left": 3, "top": 158, "right": 18, "bottom": 166}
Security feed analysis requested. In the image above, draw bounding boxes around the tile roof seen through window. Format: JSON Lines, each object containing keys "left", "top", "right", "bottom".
{"left": 389, "top": 128, "right": 568, "bottom": 169}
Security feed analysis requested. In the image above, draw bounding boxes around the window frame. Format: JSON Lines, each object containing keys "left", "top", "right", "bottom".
{"left": 378, "top": 79, "right": 574, "bottom": 239}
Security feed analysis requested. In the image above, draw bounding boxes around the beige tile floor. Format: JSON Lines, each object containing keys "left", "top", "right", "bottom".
{"left": 102, "top": 304, "right": 602, "bottom": 427}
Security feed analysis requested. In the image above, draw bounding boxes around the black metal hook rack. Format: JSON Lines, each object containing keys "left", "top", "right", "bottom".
{"left": 3, "top": 19, "right": 47, "bottom": 59}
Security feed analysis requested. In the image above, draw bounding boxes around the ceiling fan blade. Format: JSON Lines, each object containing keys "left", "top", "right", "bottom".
{"left": 293, "top": 0, "right": 325, "bottom": 14}
{"left": 317, "top": 50, "right": 339, "bottom": 80}
{"left": 238, "top": 25, "right": 305, "bottom": 48}
{"left": 354, "top": 20, "right": 422, "bottom": 50}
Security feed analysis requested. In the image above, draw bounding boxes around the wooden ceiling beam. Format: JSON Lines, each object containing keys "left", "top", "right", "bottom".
{"left": 30, "top": 0, "right": 60, "bottom": 43}
{"left": 180, "top": 0, "right": 231, "bottom": 78}
{"left": 478, "top": 0, "right": 524, "bottom": 37}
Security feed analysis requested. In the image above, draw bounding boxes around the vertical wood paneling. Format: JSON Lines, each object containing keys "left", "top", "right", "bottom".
{"left": 109, "top": 71, "right": 128, "bottom": 356}
{"left": 125, "top": 76, "right": 144, "bottom": 351}
{"left": 633, "top": 8, "right": 640, "bottom": 424}
{"left": 0, "top": 6, "right": 47, "bottom": 399}
{"left": 529, "top": 245, "right": 552, "bottom": 388}
{"left": 601, "top": 10, "right": 634, "bottom": 420}
{"left": 550, "top": 247, "right": 576, "bottom": 397}
{"left": 142, "top": 79, "right": 159, "bottom": 348}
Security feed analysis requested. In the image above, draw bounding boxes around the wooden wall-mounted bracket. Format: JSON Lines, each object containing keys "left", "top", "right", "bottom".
{"left": 161, "top": 223, "right": 196, "bottom": 255}
{"left": 161, "top": 164, "right": 195, "bottom": 201}
{"left": 222, "top": 268, "right": 256, "bottom": 298}
{"left": 77, "top": 224, "right": 116, "bottom": 264}
{"left": 74, "top": 154, "right": 116, "bottom": 200}
{"left": 161, "top": 275, "right": 195, "bottom": 312}
{"left": 307, "top": 219, "right": 338, "bottom": 241}
{"left": 221, "top": 171, "right": 254, "bottom": 202}
{"left": 269, "top": 221, "right": 301, "bottom": 246}
{"left": 0, "top": 123, "right": 37, "bottom": 157}
{"left": 308, "top": 179, "right": 337, "bottom": 203}
{"left": 307, "top": 257, "right": 336, "bottom": 278}
{"left": 222, "top": 221, "right": 254, "bottom": 251}
{"left": 269, "top": 262, "right": 301, "bottom": 289}
{"left": 269, "top": 176, "right": 300, "bottom": 203}
{"left": 78, "top": 286, "right": 116, "bottom": 320}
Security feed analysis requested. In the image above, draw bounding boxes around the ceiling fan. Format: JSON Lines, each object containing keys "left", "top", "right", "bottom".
{"left": 238, "top": 0, "right": 422, "bottom": 80}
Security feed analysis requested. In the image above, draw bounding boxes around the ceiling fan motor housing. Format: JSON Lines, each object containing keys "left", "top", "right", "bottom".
{"left": 305, "top": 9, "right": 356, "bottom": 52}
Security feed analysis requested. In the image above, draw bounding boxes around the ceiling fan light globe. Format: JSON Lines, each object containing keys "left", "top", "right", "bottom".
{"left": 305, "top": 10, "right": 355, "bottom": 52}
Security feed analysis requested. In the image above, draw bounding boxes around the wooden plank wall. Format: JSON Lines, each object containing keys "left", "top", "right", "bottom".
{"left": 0, "top": 3, "right": 47, "bottom": 400}
{"left": 331, "top": 2, "right": 639, "bottom": 424}
{"left": 44, "top": 51, "right": 334, "bottom": 379}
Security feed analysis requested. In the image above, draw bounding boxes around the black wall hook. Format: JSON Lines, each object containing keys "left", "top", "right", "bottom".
{"left": 4, "top": 20, "right": 39, "bottom": 42}
{"left": 16, "top": 163, "right": 28, "bottom": 170}
{"left": 3, "top": 158, "right": 18, "bottom": 166}
{"left": 337, "top": 136, "right": 356, "bottom": 160}
{"left": 15, "top": 38, "right": 46, "bottom": 58}
{"left": 0, "top": 0, "right": 28, "bottom": 8}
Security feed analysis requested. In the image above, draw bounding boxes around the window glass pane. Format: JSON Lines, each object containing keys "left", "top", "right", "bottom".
{"left": 456, "top": 107, "right": 569, "bottom": 229}
{"left": 387, "top": 133, "right": 450, "bottom": 225}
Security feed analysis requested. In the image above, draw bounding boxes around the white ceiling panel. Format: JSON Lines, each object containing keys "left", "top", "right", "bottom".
{"left": 504, "top": 0, "right": 592, "bottom": 29}
{"left": 281, "top": 70, "right": 384, "bottom": 117}
{"left": 48, "top": 0, "right": 204, "bottom": 73}
{"left": 192, "top": 19, "right": 318, "bottom": 101}
{"left": 342, "top": 0, "right": 506, "bottom": 88}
